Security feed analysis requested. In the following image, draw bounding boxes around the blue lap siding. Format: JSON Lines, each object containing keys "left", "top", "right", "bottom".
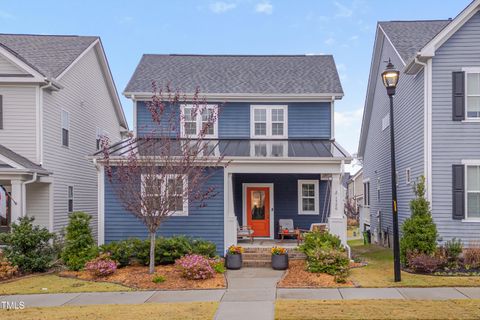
{"left": 104, "top": 167, "right": 225, "bottom": 254}
{"left": 233, "top": 173, "right": 330, "bottom": 237}
{"left": 136, "top": 101, "right": 332, "bottom": 139}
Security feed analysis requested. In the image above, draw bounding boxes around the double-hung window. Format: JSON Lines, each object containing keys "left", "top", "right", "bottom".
{"left": 250, "top": 141, "right": 288, "bottom": 157}
{"left": 251, "top": 105, "right": 288, "bottom": 138}
{"left": 61, "top": 110, "right": 70, "bottom": 147}
{"left": 466, "top": 165, "right": 480, "bottom": 218}
{"left": 466, "top": 71, "right": 480, "bottom": 119}
{"left": 180, "top": 105, "right": 218, "bottom": 138}
{"left": 363, "top": 181, "right": 370, "bottom": 206}
{"left": 68, "top": 186, "right": 74, "bottom": 213}
{"left": 142, "top": 174, "right": 188, "bottom": 216}
{"left": 298, "top": 180, "right": 319, "bottom": 215}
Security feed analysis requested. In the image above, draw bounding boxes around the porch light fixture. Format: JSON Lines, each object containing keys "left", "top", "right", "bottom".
{"left": 382, "top": 58, "right": 401, "bottom": 282}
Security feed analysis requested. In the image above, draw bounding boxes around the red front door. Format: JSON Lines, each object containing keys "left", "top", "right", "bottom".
{"left": 246, "top": 187, "right": 270, "bottom": 237}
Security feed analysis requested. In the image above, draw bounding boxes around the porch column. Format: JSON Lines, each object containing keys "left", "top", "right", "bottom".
{"left": 10, "top": 180, "right": 23, "bottom": 224}
{"left": 224, "top": 172, "right": 237, "bottom": 250}
{"left": 328, "top": 173, "right": 347, "bottom": 246}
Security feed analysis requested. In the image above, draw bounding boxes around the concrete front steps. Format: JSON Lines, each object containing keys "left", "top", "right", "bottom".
{"left": 242, "top": 247, "right": 306, "bottom": 268}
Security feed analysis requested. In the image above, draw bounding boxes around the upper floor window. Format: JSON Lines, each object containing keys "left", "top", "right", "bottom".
{"left": 298, "top": 179, "right": 319, "bottom": 215}
{"left": 68, "top": 186, "right": 74, "bottom": 212}
{"left": 363, "top": 181, "right": 370, "bottom": 207}
{"left": 466, "top": 71, "right": 480, "bottom": 119}
{"left": 250, "top": 141, "right": 288, "bottom": 157}
{"left": 180, "top": 105, "right": 218, "bottom": 138}
{"left": 466, "top": 165, "right": 480, "bottom": 219}
{"left": 250, "top": 105, "right": 288, "bottom": 139}
{"left": 406, "top": 168, "right": 411, "bottom": 185}
{"left": 61, "top": 110, "right": 70, "bottom": 147}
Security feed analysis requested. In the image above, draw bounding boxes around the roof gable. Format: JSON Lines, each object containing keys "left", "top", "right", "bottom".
{"left": 124, "top": 54, "right": 344, "bottom": 97}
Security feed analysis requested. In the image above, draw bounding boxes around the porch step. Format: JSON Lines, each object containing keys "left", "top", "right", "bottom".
{"left": 239, "top": 247, "right": 306, "bottom": 268}
{"left": 243, "top": 259, "right": 271, "bottom": 268}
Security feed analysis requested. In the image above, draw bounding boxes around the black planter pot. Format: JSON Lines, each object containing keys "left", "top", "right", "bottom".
{"left": 271, "top": 254, "right": 289, "bottom": 270}
{"left": 226, "top": 253, "right": 242, "bottom": 270}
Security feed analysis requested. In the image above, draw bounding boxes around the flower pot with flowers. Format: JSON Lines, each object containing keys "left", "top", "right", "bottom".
{"left": 225, "top": 245, "right": 244, "bottom": 270}
{"left": 271, "top": 246, "right": 288, "bottom": 270}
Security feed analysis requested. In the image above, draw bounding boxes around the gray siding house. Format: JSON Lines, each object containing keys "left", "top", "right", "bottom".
{"left": 359, "top": 0, "right": 480, "bottom": 246}
{"left": 0, "top": 34, "right": 128, "bottom": 235}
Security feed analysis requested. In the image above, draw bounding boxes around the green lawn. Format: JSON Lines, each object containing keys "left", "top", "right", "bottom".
{"left": 348, "top": 240, "right": 480, "bottom": 287}
{"left": 0, "top": 302, "right": 218, "bottom": 320}
{"left": 0, "top": 274, "right": 131, "bottom": 295}
{"left": 276, "top": 300, "right": 480, "bottom": 320}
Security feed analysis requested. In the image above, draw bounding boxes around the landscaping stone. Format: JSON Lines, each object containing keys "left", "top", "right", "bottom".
{"left": 339, "top": 288, "right": 404, "bottom": 300}
{"left": 65, "top": 291, "right": 156, "bottom": 306}
{"left": 277, "top": 288, "right": 343, "bottom": 300}
{"left": 397, "top": 288, "right": 468, "bottom": 300}
{"left": 147, "top": 289, "right": 225, "bottom": 303}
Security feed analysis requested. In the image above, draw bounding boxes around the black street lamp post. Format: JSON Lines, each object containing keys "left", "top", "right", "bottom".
{"left": 382, "top": 59, "right": 401, "bottom": 282}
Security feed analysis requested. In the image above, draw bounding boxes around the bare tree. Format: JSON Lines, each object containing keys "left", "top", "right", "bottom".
{"left": 101, "top": 85, "right": 225, "bottom": 274}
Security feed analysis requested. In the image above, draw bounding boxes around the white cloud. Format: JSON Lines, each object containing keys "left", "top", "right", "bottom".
{"left": 349, "top": 35, "right": 359, "bottom": 41}
{"left": 255, "top": 1, "right": 273, "bottom": 15}
{"left": 210, "top": 1, "right": 237, "bottom": 14}
{"left": 324, "top": 37, "right": 335, "bottom": 46}
{"left": 336, "top": 63, "right": 348, "bottom": 81}
{"left": 0, "top": 10, "right": 15, "bottom": 20}
{"left": 335, "top": 107, "right": 364, "bottom": 155}
{"left": 118, "top": 16, "right": 134, "bottom": 24}
{"left": 334, "top": 1, "right": 353, "bottom": 18}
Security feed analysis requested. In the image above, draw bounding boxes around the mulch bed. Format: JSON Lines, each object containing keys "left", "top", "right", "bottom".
{"left": 277, "top": 260, "right": 356, "bottom": 288}
{"left": 59, "top": 265, "right": 226, "bottom": 290}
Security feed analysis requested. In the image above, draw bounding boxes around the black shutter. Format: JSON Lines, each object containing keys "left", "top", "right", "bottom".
{"left": 452, "top": 71, "right": 465, "bottom": 121}
{"left": 452, "top": 164, "right": 465, "bottom": 220}
{"left": 0, "top": 95, "right": 3, "bottom": 129}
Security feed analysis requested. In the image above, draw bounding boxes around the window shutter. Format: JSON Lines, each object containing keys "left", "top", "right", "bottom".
{"left": 452, "top": 71, "right": 465, "bottom": 121}
{"left": 452, "top": 164, "right": 465, "bottom": 220}
{"left": 0, "top": 95, "right": 3, "bottom": 129}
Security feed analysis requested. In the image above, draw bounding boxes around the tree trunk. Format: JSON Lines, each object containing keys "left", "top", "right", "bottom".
{"left": 149, "top": 231, "right": 156, "bottom": 274}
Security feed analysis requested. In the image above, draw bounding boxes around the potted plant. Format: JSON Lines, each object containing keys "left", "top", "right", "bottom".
{"left": 225, "top": 245, "right": 244, "bottom": 270}
{"left": 271, "top": 246, "right": 288, "bottom": 270}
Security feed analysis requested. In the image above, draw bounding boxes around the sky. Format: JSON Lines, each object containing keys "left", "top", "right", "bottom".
{"left": 0, "top": 0, "right": 472, "bottom": 172}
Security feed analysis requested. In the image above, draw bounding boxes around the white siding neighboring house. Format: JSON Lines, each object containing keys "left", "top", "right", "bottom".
{"left": 346, "top": 169, "right": 368, "bottom": 230}
{"left": 359, "top": 0, "right": 480, "bottom": 246}
{"left": 0, "top": 34, "right": 128, "bottom": 236}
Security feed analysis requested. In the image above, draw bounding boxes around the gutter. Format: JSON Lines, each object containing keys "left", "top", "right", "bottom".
{"left": 21, "top": 172, "right": 37, "bottom": 217}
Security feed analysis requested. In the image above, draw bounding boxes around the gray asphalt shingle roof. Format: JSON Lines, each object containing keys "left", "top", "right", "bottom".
{"left": 0, "top": 144, "right": 49, "bottom": 174}
{"left": 0, "top": 34, "right": 98, "bottom": 78}
{"left": 379, "top": 20, "right": 451, "bottom": 64}
{"left": 124, "top": 54, "right": 343, "bottom": 95}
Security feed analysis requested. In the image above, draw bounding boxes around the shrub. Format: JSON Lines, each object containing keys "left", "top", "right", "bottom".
{"left": 175, "top": 254, "right": 215, "bottom": 280}
{"left": 155, "top": 236, "right": 194, "bottom": 265}
{"left": 464, "top": 243, "right": 480, "bottom": 269}
{"left": 61, "top": 212, "right": 98, "bottom": 271}
{"left": 407, "top": 251, "right": 445, "bottom": 274}
{"left": 400, "top": 177, "right": 438, "bottom": 266}
{"left": 85, "top": 254, "right": 117, "bottom": 277}
{"left": 152, "top": 274, "right": 166, "bottom": 283}
{"left": 299, "top": 231, "right": 343, "bottom": 254}
{"left": 443, "top": 238, "right": 463, "bottom": 268}
{"left": 209, "top": 257, "right": 226, "bottom": 274}
{"left": 191, "top": 239, "right": 217, "bottom": 258}
{"left": 226, "top": 245, "right": 244, "bottom": 255}
{"left": 0, "top": 253, "right": 18, "bottom": 280}
{"left": 100, "top": 238, "right": 145, "bottom": 268}
{"left": 305, "top": 248, "right": 350, "bottom": 283}
{"left": 0, "top": 217, "right": 56, "bottom": 272}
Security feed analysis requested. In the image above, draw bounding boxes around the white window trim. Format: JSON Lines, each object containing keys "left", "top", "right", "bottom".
{"left": 405, "top": 168, "right": 411, "bottom": 185}
{"left": 141, "top": 174, "right": 189, "bottom": 216}
{"left": 61, "top": 109, "right": 70, "bottom": 147}
{"left": 297, "top": 179, "right": 320, "bottom": 215}
{"left": 180, "top": 104, "right": 218, "bottom": 138}
{"left": 462, "top": 160, "right": 480, "bottom": 221}
{"left": 463, "top": 67, "right": 480, "bottom": 121}
{"left": 67, "top": 185, "right": 74, "bottom": 213}
{"left": 249, "top": 141, "right": 288, "bottom": 158}
{"left": 250, "top": 105, "right": 288, "bottom": 139}
{"left": 363, "top": 179, "right": 371, "bottom": 207}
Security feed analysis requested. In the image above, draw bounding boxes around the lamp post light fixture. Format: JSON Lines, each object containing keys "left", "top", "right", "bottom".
{"left": 382, "top": 58, "right": 401, "bottom": 282}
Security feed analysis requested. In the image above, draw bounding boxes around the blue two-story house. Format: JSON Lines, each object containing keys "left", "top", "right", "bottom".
{"left": 95, "top": 54, "right": 351, "bottom": 254}
{"left": 359, "top": 0, "right": 480, "bottom": 247}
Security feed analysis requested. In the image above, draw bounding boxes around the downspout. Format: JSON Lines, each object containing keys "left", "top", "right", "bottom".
{"left": 22, "top": 172, "right": 37, "bottom": 217}
{"left": 38, "top": 79, "right": 56, "bottom": 166}
{"left": 415, "top": 57, "right": 432, "bottom": 203}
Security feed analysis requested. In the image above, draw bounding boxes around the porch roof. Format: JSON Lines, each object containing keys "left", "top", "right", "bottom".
{"left": 0, "top": 144, "right": 50, "bottom": 174}
{"left": 94, "top": 138, "right": 351, "bottom": 161}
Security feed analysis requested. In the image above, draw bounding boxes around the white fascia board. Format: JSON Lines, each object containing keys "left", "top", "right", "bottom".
{"left": 0, "top": 154, "right": 25, "bottom": 170}
{"left": 0, "top": 46, "right": 45, "bottom": 81}
{"left": 377, "top": 24, "right": 406, "bottom": 66}
{"left": 123, "top": 92, "right": 342, "bottom": 102}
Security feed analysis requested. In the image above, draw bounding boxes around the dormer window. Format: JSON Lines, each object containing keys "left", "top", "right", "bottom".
{"left": 250, "top": 105, "right": 288, "bottom": 139}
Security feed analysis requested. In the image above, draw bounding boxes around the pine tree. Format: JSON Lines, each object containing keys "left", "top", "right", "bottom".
{"left": 400, "top": 176, "right": 438, "bottom": 265}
